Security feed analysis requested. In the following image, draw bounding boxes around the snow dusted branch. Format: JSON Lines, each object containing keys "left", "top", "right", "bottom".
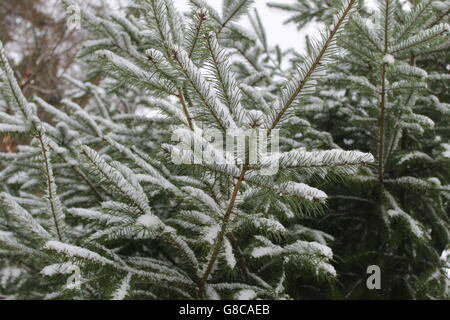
{"left": 37, "top": 129, "right": 66, "bottom": 242}
{"left": 268, "top": 0, "right": 357, "bottom": 131}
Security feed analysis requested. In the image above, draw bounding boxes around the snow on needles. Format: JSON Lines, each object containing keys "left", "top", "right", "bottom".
{"left": 137, "top": 214, "right": 160, "bottom": 229}
{"left": 43, "top": 241, "right": 112, "bottom": 265}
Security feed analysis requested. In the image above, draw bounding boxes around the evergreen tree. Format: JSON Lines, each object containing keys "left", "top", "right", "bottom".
{"left": 0, "top": 0, "right": 377, "bottom": 299}
{"left": 0, "top": 0, "right": 448, "bottom": 301}
{"left": 270, "top": 0, "right": 450, "bottom": 299}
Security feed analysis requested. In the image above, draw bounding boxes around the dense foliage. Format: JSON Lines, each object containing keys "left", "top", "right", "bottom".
{"left": 0, "top": 0, "right": 448, "bottom": 300}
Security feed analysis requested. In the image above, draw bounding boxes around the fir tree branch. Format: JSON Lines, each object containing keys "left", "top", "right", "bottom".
{"left": 396, "top": 0, "right": 433, "bottom": 41}
{"left": 389, "top": 24, "right": 449, "bottom": 54}
{"left": 204, "top": 33, "right": 245, "bottom": 123}
{"left": 218, "top": 0, "right": 255, "bottom": 35}
{"left": 171, "top": 48, "right": 236, "bottom": 131}
{"left": 0, "top": 41, "right": 33, "bottom": 120}
{"left": 187, "top": 10, "right": 208, "bottom": 59}
{"left": 378, "top": 0, "right": 392, "bottom": 201}
{"left": 177, "top": 88, "right": 194, "bottom": 130}
{"left": 198, "top": 165, "right": 247, "bottom": 298}
{"left": 269, "top": 0, "right": 357, "bottom": 131}
{"left": 228, "top": 235, "right": 250, "bottom": 280}
{"left": 428, "top": 7, "right": 450, "bottom": 28}
{"left": 378, "top": 64, "right": 387, "bottom": 188}
{"left": 54, "top": 151, "right": 104, "bottom": 202}
{"left": 234, "top": 46, "right": 262, "bottom": 72}
{"left": 37, "top": 130, "right": 65, "bottom": 241}
{"left": 384, "top": 91, "right": 414, "bottom": 163}
{"left": 148, "top": 0, "right": 174, "bottom": 58}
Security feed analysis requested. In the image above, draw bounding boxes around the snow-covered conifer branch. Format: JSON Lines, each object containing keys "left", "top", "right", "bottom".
{"left": 0, "top": 0, "right": 447, "bottom": 300}
{"left": 0, "top": 42, "right": 34, "bottom": 120}
{"left": 260, "top": 149, "right": 375, "bottom": 170}
{"left": 37, "top": 129, "right": 67, "bottom": 242}
{"left": 219, "top": 0, "right": 255, "bottom": 34}
{"left": 141, "top": 0, "right": 176, "bottom": 57}
{"left": 95, "top": 49, "right": 176, "bottom": 96}
{"left": 81, "top": 145, "right": 156, "bottom": 219}
{"left": 268, "top": 0, "right": 357, "bottom": 130}
{"left": 171, "top": 47, "right": 237, "bottom": 131}
{"left": 111, "top": 273, "right": 132, "bottom": 300}
{"left": 106, "top": 135, "right": 180, "bottom": 193}
{"left": 188, "top": 0, "right": 222, "bottom": 25}
{"left": 185, "top": 9, "right": 210, "bottom": 59}
{"left": 204, "top": 33, "right": 246, "bottom": 124}
{"left": 1, "top": 193, "right": 52, "bottom": 241}
{"left": 389, "top": 23, "right": 449, "bottom": 54}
